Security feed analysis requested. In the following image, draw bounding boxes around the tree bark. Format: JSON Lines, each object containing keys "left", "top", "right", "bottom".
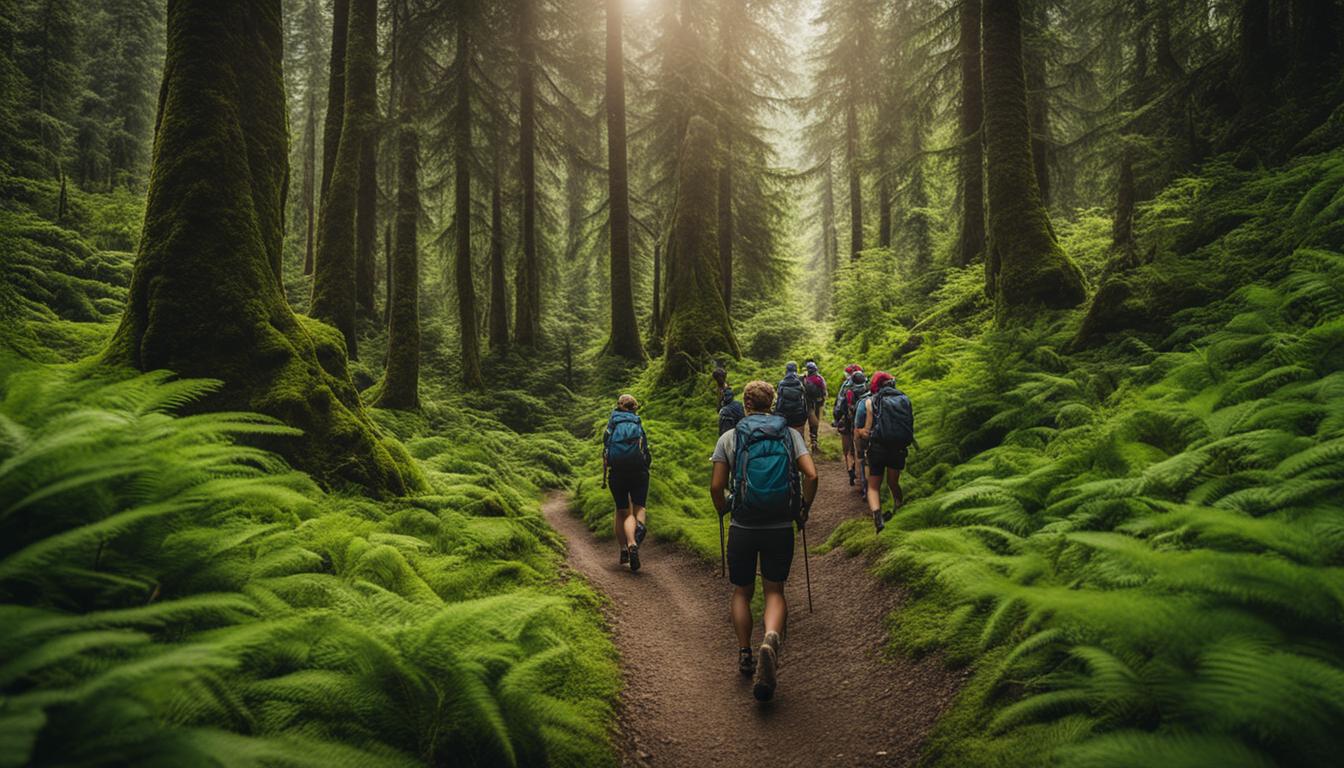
{"left": 319, "top": 0, "right": 349, "bottom": 203}
{"left": 651, "top": 240, "right": 662, "bottom": 342}
{"left": 453, "top": 19, "right": 483, "bottom": 386}
{"left": 376, "top": 41, "right": 421, "bottom": 410}
{"left": 1024, "top": 0, "right": 1051, "bottom": 207}
{"left": 104, "top": 0, "right": 412, "bottom": 496}
{"left": 845, "top": 96, "right": 863, "bottom": 259}
{"left": 488, "top": 143, "right": 510, "bottom": 353}
{"left": 716, "top": 0, "right": 735, "bottom": 313}
{"left": 302, "top": 90, "right": 317, "bottom": 275}
{"left": 956, "top": 0, "right": 986, "bottom": 268}
{"left": 981, "top": 0, "right": 1085, "bottom": 319}
{"left": 312, "top": 0, "right": 376, "bottom": 357}
{"left": 605, "top": 0, "right": 643, "bottom": 359}
{"left": 353, "top": 0, "right": 377, "bottom": 319}
{"left": 513, "top": 0, "right": 540, "bottom": 346}
{"left": 823, "top": 153, "right": 838, "bottom": 277}
{"left": 661, "top": 117, "right": 739, "bottom": 382}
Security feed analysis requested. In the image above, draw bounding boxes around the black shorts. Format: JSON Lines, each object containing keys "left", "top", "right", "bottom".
{"left": 867, "top": 442, "right": 908, "bottom": 474}
{"left": 726, "top": 526, "right": 795, "bottom": 586}
{"left": 609, "top": 469, "right": 649, "bottom": 509}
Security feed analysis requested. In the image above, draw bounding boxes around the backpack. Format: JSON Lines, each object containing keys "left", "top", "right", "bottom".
{"left": 803, "top": 374, "right": 825, "bottom": 404}
{"left": 870, "top": 387, "right": 914, "bottom": 449}
{"left": 604, "top": 411, "right": 648, "bottom": 469}
{"left": 775, "top": 376, "right": 808, "bottom": 424}
{"left": 842, "top": 382, "right": 866, "bottom": 430}
{"left": 729, "top": 414, "right": 801, "bottom": 526}
{"left": 832, "top": 386, "right": 848, "bottom": 424}
{"left": 718, "top": 401, "right": 745, "bottom": 435}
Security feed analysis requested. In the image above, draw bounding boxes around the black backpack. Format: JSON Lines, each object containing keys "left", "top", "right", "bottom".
{"left": 803, "top": 375, "right": 825, "bottom": 403}
{"left": 718, "top": 401, "right": 745, "bottom": 435}
{"left": 870, "top": 387, "right": 914, "bottom": 448}
{"left": 775, "top": 376, "right": 808, "bottom": 424}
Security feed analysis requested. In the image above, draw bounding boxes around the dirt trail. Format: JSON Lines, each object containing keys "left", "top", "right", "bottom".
{"left": 543, "top": 429, "right": 965, "bottom": 767}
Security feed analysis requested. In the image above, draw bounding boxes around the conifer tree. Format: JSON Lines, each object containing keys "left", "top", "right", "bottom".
{"left": 451, "top": 7, "right": 484, "bottom": 386}
{"left": 318, "top": 0, "right": 348, "bottom": 201}
{"left": 956, "top": 0, "right": 986, "bottom": 267}
{"left": 605, "top": 0, "right": 643, "bottom": 360}
{"left": 513, "top": 0, "right": 541, "bottom": 347}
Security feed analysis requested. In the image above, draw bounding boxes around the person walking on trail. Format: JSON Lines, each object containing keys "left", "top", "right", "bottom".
{"left": 851, "top": 380, "right": 873, "bottom": 498}
{"left": 712, "top": 362, "right": 729, "bottom": 401}
{"left": 710, "top": 380, "right": 818, "bottom": 702}
{"left": 603, "top": 394, "right": 652, "bottom": 572}
{"left": 718, "top": 386, "right": 746, "bottom": 435}
{"left": 836, "top": 368, "right": 867, "bottom": 486}
{"left": 802, "top": 361, "right": 828, "bottom": 453}
{"left": 833, "top": 365, "right": 861, "bottom": 481}
{"left": 855, "top": 372, "right": 914, "bottom": 534}
{"left": 775, "top": 361, "right": 809, "bottom": 440}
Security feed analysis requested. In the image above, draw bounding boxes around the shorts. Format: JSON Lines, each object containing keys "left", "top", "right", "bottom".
{"left": 726, "top": 526, "right": 795, "bottom": 586}
{"left": 609, "top": 469, "right": 649, "bottom": 509}
{"left": 867, "top": 442, "right": 908, "bottom": 474}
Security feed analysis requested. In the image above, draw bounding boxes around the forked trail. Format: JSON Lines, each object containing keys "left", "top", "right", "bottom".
{"left": 543, "top": 432, "right": 964, "bottom": 767}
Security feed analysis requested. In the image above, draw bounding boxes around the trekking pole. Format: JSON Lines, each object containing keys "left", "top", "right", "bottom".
{"left": 801, "top": 524, "right": 813, "bottom": 613}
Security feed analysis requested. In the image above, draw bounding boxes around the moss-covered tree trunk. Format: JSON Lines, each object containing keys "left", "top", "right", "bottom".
{"left": 376, "top": 33, "right": 421, "bottom": 411}
{"left": 661, "top": 116, "right": 739, "bottom": 382}
{"left": 302, "top": 90, "right": 317, "bottom": 276}
{"left": 845, "top": 96, "right": 863, "bottom": 259}
{"left": 981, "top": 0, "right": 1085, "bottom": 319}
{"left": 355, "top": 121, "right": 378, "bottom": 318}
{"left": 513, "top": 0, "right": 540, "bottom": 347}
{"left": 312, "top": 0, "right": 377, "bottom": 357}
{"left": 319, "top": 0, "right": 349, "bottom": 202}
{"left": 488, "top": 124, "right": 509, "bottom": 353}
{"left": 605, "top": 0, "right": 643, "bottom": 359}
{"left": 1024, "top": 1, "right": 1051, "bottom": 207}
{"left": 956, "top": 0, "right": 986, "bottom": 268}
{"left": 453, "top": 20, "right": 483, "bottom": 387}
{"left": 104, "top": 0, "right": 413, "bottom": 497}
{"left": 650, "top": 241, "right": 662, "bottom": 344}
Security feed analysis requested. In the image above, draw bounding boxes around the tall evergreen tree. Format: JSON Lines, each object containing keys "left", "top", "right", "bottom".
{"left": 319, "top": 0, "right": 349, "bottom": 202}
{"left": 353, "top": 0, "right": 378, "bottom": 320}
{"left": 605, "top": 0, "right": 642, "bottom": 359}
{"left": 513, "top": 0, "right": 540, "bottom": 347}
{"left": 451, "top": 7, "right": 484, "bottom": 386}
{"left": 956, "top": 0, "right": 986, "bottom": 267}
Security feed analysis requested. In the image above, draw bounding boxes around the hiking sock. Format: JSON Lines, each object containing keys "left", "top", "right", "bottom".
{"left": 627, "top": 544, "right": 641, "bottom": 572}
{"left": 738, "top": 647, "right": 756, "bottom": 677}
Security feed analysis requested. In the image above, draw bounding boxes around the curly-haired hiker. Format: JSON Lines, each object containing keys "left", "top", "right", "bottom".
{"left": 855, "top": 372, "right": 914, "bottom": 534}
{"left": 603, "top": 394, "right": 651, "bottom": 571}
{"left": 710, "top": 380, "right": 818, "bottom": 702}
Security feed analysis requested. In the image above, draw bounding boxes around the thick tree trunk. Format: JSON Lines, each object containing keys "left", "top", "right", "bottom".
{"left": 956, "top": 0, "right": 986, "bottom": 268}
{"left": 1024, "top": 0, "right": 1051, "bottom": 207}
{"left": 981, "top": 0, "right": 1085, "bottom": 319}
{"left": 355, "top": 124, "right": 378, "bottom": 317}
{"left": 606, "top": 0, "right": 643, "bottom": 359}
{"left": 104, "top": 0, "right": 412, "bottom": 496}
{"left": 488, "top": 159, "right": 509, "bottom": 353}
{"left": 376, "top": 58, "right": 421, "bottom": 410}
{"left": 846, "top": 97, "right": 863, "bottom": 259}
{"left": 319, "top": 0, "right": 349, "bottom": 202}
{"left": 513, "top": 0, "right": 540, "bottom": 346}
{"left": 302, "top": 91, "right": 317, "bottom": 276}
{"left": 661, "top": 117, "right": 739, "bottom": 382}
{"left": 453, "top": 21, "right": 483, "bottom": 387}
{"left": 312, "top": 0, "right": 376, "bottom": 357}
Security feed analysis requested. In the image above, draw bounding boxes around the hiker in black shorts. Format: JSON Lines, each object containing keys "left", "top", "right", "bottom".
{"left": 603, "top": 394, "right": 651, "bottom": 571}
{"left": 802, "top": 361, "right": 828, "bottom": 452}
{"left": 710, "top": 380, "right": 818, "bottom": 702}
{"left": 855, "top": 372, "right": 912, "bottom": 534}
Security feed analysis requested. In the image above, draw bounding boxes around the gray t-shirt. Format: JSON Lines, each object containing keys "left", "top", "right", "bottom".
{"left": 712, "top": 426, "right": 810, "bottom": 529}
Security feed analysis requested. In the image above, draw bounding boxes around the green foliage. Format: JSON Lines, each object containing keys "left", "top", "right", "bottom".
{"left": 0, "top": 361, "right": 618, "bottom": 767}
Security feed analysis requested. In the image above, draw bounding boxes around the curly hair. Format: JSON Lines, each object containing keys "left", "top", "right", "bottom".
{"left": 742, "top": 380, "right": 775, "bottom": 413}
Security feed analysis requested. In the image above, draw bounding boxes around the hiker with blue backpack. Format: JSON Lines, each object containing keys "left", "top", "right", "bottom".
{"left": 855, "top": 372, "right": 914, "bottom": 534}
{"left": 718, "top": 387, "right": 745, "bottom": 435}
{"left": 802, "top": 361, "right": 828, "bottom": 453}
{"left": 710, "top": 380, "right": 818, "bottom": 702}
{"left": 774, "top": 362, "right": 810, "bottom": 441}
{"left": 603, "top": 394, "right": 652, "bottom": 572}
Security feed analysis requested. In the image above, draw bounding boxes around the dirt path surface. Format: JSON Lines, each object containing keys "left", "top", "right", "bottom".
{"left": 543, "top": 431, "right": 965, "bottom": 767}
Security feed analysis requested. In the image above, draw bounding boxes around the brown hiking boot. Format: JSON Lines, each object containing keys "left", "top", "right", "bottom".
{"left": 754, "top": 631, "right": 781, "bottom": 701}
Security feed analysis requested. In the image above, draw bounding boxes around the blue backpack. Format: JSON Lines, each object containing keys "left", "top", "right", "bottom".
{"left": 870, "top": 387, "right": 914, "bottom": 449}
{"left": 730, "top": 414, "right": 801, "bottom": 526}
{"left": 604, "top": 411, "right": 647, "bottom": 470}
{"left": 775, "top": 376, "right": 808, "bottom": 425}
{"left": 718, "top": 400, "right": 745, "bottom": 435}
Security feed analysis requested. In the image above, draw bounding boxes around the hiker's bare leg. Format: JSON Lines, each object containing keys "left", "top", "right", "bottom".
{"left": 841, "top": 432, "right": 854, "bottom": 470}
{"left": 762, "top": 579, "right": 787, "bottom": 637}
{"left": 633, "top": 504, "right": 647, "bottom": 528}
{"left": 885, "top": 468, "right": 903, "bottom": 508}
{"left": 731, "top": 583, "right": 755, "bottom": 648}
{"left": 866, "top": 472, "right": 883, "bottom": 514}
{"left": 807, "top": 408, "right": 820, "bottom": 445}
{"left": 614, "top": 504, "right": 631, "bottom": 548}
{"left": 622, "top": 506, "right": 639, "bottom": 545}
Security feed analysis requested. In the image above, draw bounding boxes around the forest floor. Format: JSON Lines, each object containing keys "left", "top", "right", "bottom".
{"left": 543, "top": 428, "right": 966, "bottom": 767}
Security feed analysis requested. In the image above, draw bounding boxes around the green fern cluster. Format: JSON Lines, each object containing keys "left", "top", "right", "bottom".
{"left": 0, "top": 359, "right": 617, "bottom": 767}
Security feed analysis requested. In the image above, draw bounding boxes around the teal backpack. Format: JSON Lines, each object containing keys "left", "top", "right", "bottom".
{"left": 730, "top": 414, "right": 801, "bottom": 526}
{"left": 604, "top": 411, "right": 647, "bottom": 470}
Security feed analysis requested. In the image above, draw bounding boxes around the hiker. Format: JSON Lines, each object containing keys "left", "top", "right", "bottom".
{"left": 802, "top": 361, "right": 828, "bottom": 452}
{"left": 712, "top": 362, "right": 729, "bottom": 401}
{"left": 718, "top": 386, "right": 746, "bottom": 435}
{"left": 850, "top": 378, "right": 873, "bottom": 497}
{"left": 855, "top": 372, "right": 914, "bottom": 534}
{"left": 839, "top": 369, "right": 867, "bottom": 487}
{"left": 834, "top": 365, "right": 862, "bottom": 481}
{"left": 774, "top": 361, "right": 809, "bottom": 440}
{"left": 603, "top": 394, "right": 651, "bottom": 572}
{"left": 710, "top": 380, "right": 818, "bottom": 702}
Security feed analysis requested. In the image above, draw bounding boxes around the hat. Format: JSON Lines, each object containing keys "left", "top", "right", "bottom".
{"left": 869, "top": 371, "right": 894, "bottom": 394}
{"left": 805, "top": 361, "right": 818, "bottom": 372}
{"left": 785, "top": 361, "right": 798, "bottom": 374}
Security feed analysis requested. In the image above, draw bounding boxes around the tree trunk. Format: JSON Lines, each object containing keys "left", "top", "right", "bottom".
{"left": 311, "top": 0, "right": 376, "bottom": 358}
{"left": 716, "top": 0, "right": 735, "bottom": 313}
{"left": 1024, "top": 0, "right": 1051, "bottom": 207}
{"left": 384, "top": 222, "right": 392, "bottom": 326}
{"left": 355, "top": 123, "right": 378, "bottom": 317}
{"left": 302, "top": 89, "right": 317, "bottom": 275}
{"left": 319, "top": 0, "right": 349, "bottom": 203}
{"left": 661, "top": 117, "right": 739, "bottom": 382}
{"left": 823, "top": 153, "right": 838, "bottom": 277}
{"left": 877, "top": 164, "right": 891, "bottom": 248}
{"left": 908, "top": 123, "right": 931, "bottom": 271}
{"left": 956, "top": 0, "right": 986, "bottom": 268}
{"left": 845, "top": 96, "right": 863, "bottom": 259}
{"left": 606, "top": 0, "right": 644, "bottom": 359}
{"left": 453, "top": 20, "right": 483, "bottom": 387}
{"left": 981, "top": 0, "right": 1085, "bottom": 319}
{"left": 651, "top": 240, "right": 662, "bottom": 342}
{"left": 488, "top": 157, "right": 509, "bottom": 353}
{"left": 513, "top": 0, "right": 540, "bottom": 346}
{"left": 104, "top": 0, "right": 412, "bottom": 496}
{"left": 376, "top": 46, "right": 421, "bottom": 410}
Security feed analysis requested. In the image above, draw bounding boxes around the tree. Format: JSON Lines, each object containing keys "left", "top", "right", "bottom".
{"left": 103, "top": 0, "right": 413, "bottom": 496}
{"left": 318, "top": 0, "right": 348, "bottom": 202}
{"left": 981, "top": 0, "right": 1085, "bottom": 318}
{"left": 605, "top": 0, "right": 642, "bottom": 359}
{"left": 956, "top": 0, "right": 986, "bottom": 267}
{"left": 312, "top": 0, "right": 377, "bottom": 357}
{"left": 451, "top": 9, "right": 483, "bottom": 386}
{"left": 488, "top": 121, "right": 510, "bottom": 353}
{"left": 353, "top": 0, "right": 378, "bottom": 320}
{"left": 661, "top": 116, "right": 739, "bottom": 382}
{"left": 513, "top": 0, "right": 540, "bottom": 347}
{"left": 16, "top": 0, "right": 82, "bottom": 178}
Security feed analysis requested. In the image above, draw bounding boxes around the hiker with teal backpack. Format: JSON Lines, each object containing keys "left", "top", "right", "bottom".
{"left": 802, "top": 361, "right": 828, "bottom": 453}
{"left": 855, "top": 372, "right": 914, "bottom": 534}
{"left": 774, "top": 362, "right": 810, "bottom": 441}
{"left": 710, "top": 380, "right": 818, "bottom": 702}
{"left": 603, "top": 394, "right": 651, "bottom": 572}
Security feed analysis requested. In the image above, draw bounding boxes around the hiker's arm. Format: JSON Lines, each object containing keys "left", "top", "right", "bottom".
{"left": 710, "top": 461, "right": 730, "bottom": 516}
{"left": 797, "top": 454, "right": 818, "bottom": 506}
{"left": 856, "top": 407, "right": 872, "bottom": 439}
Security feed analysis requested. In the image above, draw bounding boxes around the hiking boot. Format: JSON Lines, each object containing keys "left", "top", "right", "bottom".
{"left": 848, "top": 468, "right": 856, "bottom": 486}
{"left": 635, "top": 521, "right": 647, "bottom": 546}
{"left": 628, "top": 544, "right": 641, "bottom": 572}
{"left": 873, "top": 509, "right": 885, "bottom": 534}
{"left": 619, "top": 548, "right": 629, "bottom": 565}
{"left": 754, "top": 631, "right": 781, "bottom": 701}
{"left": 738, "top": 647, "right": 756, "bottom": 677}
{"left": 810, "top": 439, "right": 819, "bottom": 453}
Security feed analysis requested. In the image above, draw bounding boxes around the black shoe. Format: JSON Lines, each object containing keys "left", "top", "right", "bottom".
{"left": 620, "top": 548, "right": 629, "bottom": 565}
{"left": 738, "top": 647, "right": 756, "bottom": 677}
{"left": 628, "top": 544, "right": 641, "bottom": 572}
{"left": 754, "top": 631, "right": 780, "bottom": 701}
{"left": 873, "top": 509, "right": 885, "bottom": 534}
{"left": 635, "top": 521, "right": 647, "bottom": 546}
{"left": 848, "top": 468, "right": 856, "bottom": 486}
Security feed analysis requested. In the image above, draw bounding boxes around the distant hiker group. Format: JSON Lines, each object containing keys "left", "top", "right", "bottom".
{"left": 598, "top": 360, "right": 913, "bottom": 703}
